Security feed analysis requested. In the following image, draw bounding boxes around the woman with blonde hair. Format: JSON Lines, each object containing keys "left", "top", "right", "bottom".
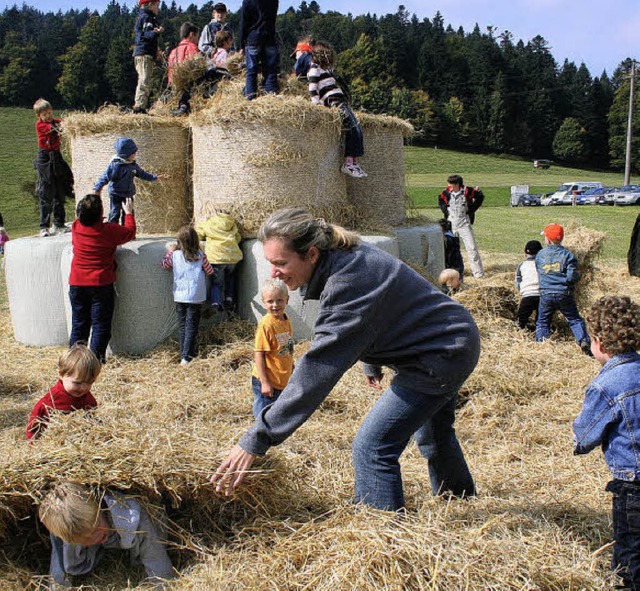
{"left": 212, "top": 208, "right": 481, "bottom": 511}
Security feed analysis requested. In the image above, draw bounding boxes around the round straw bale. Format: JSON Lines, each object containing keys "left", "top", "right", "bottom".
{"left": 64, "top": 110, "right": 191, "bottom": 234}
{"left": 238, "top": 235, "right": 399, "bottom": 340}
{"left": 562, "top": 223, "right": 605, "bottom": 308}
{"left": 4, "top": 235, "right": 70, "bottom": 346}
{"left": 190, "top": 98, "right": 348, "bottom": 234}
{"left": 346, "top": 113, "right": 414, "bottom": 226}
{"left": 393, "top": 224, "right": 445, "bottom": 283}
{"left": 60, "top": 238, "right": 177, "bottom": 356}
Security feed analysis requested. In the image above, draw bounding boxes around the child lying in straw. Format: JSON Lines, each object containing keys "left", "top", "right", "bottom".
{"left": 26, "top": 344, "right": 101, "bottom": 441}
{"left": 39, "top": 481, "right": 174, "bottom": 588}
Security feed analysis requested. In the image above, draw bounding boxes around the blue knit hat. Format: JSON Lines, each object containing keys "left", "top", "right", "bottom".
{"left": 115, "top": 137, "right": 138, "bottom": 159}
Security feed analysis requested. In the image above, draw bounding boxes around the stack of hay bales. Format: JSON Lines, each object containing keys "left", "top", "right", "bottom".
{"left": 563, "top": 223, "right": 605, "bottom": 308}
{"left": 64, "top": 108, "right": 191, "bottom": 234}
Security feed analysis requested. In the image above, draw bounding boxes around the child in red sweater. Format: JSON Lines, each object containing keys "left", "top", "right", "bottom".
{"left": 69, "top": 194, "right": 136, "bottom": 363}
{"left": 27, "top": 344, "right": 102, "bottom": 440}
{"left": 33, "top": 98, "right": 74, "bottom": 237}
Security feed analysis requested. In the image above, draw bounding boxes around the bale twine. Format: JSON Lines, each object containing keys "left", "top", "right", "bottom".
{"left": 3, "top": 235, "right": 70, "bottom": 346}
{"left": 346, "top": 113, "right": 414, "bottom": 226}
{"left": 60, "top": 238, "right": 177, "bottom": 356}
{"left": 64, "top": 109, "right": 191, "bottom": 234}
{"left": 191, "top": 95, "right": 353, "bottom": 236}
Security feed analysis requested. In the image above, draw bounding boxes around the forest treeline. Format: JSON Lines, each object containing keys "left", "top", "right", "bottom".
{"left": 1, "top": 1, "right": 638, "bottom": 170}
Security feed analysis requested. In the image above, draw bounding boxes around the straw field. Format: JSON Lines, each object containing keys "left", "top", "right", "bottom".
{"left": 1, "top": 226, "right": 639, "bottom": 589}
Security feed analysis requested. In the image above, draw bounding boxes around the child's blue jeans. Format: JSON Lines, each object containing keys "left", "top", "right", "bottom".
{"left": 176, "top": 302, "right": 201, "bottom": 362}
{"left": 535, "top": 292, "right": 589, "bottom": 345}
{"left": 339, "top": 104, "right": 364, "bottom": 159}
{"left": 108, "top": 194, "right": 129, "bottom": 225}
{"left": 244, "top": 43, "right": 279, "bottom": 100}
{"left": 69, "top": 284, "right": 115, "bottom": 364}
{"left": 607, "top": 479, "right": 640, "bottom": 589}
{"left": 252, "top": 376, "right": 282, "bottom": 419}
{"left": 210, "top": 264, "right": 237, "bottom": 309}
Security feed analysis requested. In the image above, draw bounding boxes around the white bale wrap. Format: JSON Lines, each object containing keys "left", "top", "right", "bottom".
{"left": 238, "top": 236, "right": 399, "bottom": 340}
{"left": 394, "top": 225, "right": 445, "bottom": 282}
{"left": 4, "top": 235, "right": 71, "bottom": 346}
{"left": 60, "top": 238, "right": 177, "bottom": 356}
{"left": 65, "top": 113, "right": 191, "bottom": 234}
{"left": 346, "top": 115, "right": 412, "bottom": 226}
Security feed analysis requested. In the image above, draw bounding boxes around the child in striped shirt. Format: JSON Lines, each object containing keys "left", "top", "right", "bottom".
{"left": 308, "top": 41, "right": 367, "bottom": 179}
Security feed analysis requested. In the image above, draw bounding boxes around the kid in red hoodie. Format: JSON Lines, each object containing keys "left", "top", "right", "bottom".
{"left": 68, "top": 194, "right": 136, "bottom": 363}
{"left": 27, "top": 344, "right": 101, "bottom": 440}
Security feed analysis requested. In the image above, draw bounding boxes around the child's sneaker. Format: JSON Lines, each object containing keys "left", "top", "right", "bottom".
{"left": 353, "top": 164, "right": 368, "bottom": 178}
{"left": 40, "top": 228, "right": 50, "bottom": 237}
{"left": 341, "top": 163, "right": 367, "bottom": 179}
{"left": 180, "top": 358, "right": 190, "bottom": 366}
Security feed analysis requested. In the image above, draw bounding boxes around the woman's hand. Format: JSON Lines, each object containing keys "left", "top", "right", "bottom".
{"left": 122, "top": 198, "right": 134, "bottom": 215}
{"left": 210, "top": 444, "right": 257, "bottom": 496}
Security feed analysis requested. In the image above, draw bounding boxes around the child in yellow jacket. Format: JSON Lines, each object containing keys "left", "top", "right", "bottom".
{"left": 195, "top": 212, "right": 243, "bottom": 311}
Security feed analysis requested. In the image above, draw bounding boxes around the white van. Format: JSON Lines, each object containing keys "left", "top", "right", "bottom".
{"left": 541, "top": 182, "right": 603, "bottom": 206}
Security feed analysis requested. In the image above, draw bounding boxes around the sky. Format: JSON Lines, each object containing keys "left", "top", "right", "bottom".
{"left": 3, "top": 0, "right": 638, "bottom": 77}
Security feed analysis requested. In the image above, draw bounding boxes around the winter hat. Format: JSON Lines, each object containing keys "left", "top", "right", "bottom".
{"left": 115, "top": 137, "right": 138, "bottom": 159}
{"left": 541, "top": 223, "right": 564, "bottom": 242}
{"left": 525, "top": 240, "right": 543, "bottom": 255}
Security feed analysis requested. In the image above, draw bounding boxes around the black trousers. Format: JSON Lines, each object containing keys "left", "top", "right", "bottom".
{"left": 517, "top": 295, "right": 539, "bottom": 330}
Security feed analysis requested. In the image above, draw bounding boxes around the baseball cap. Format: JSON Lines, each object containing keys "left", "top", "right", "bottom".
{"left": 213, "top": 2, "right": 227, "bottom": 11}
{"left": 525, "top": 240, "right": 543, "bottom": 255}
{"left": 541, "top": 223, "right": 564, "bottom": 242}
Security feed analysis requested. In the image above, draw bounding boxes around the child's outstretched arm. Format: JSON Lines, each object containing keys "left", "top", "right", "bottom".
{"left": 133, "top": 164, "right": 160, "bottom": 183}
{"left": 254, "top": 351, "right": 274, "bottom": 398}
{"left": 93, "top": 168, "right": 110, "bottom": 194}
{"left": 573, "top": 382, "right": 618, "bottom": 454}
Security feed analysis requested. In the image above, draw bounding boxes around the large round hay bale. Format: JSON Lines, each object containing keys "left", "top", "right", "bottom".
{"left": 60, "top": 238, "right": 177, "bottom": 356}
{"left": 238, "top": 235, "right": 399, "bottom": 340}
{"left": 346, "top": 113, "right": 413, "bottom": 226}
{"left": 64, "top": 110, "right": 191, "bottom": 234}
{"left": 190, "top": 95, "right": 354, "bottom": 236}
{"left": 4, "top": 235, "right": 70, "bottom": 346}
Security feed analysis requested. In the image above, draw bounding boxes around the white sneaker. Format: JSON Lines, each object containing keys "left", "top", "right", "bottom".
{"left": 353, "top": 164, "right": 368, "bottom": 178}
{"left": 40, "top": 229, "right": 50, "bottom": 237}
{"left": 54, "top": 226, "right": 70, "bottom": 234}
{"left": 180, "top": 359, "right": 190, "bottom": 366}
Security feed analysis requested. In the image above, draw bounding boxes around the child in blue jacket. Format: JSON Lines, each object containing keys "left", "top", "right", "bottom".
{"left": 93, "top": 138, "right": 162, "bottom": 225}
{"left": 573, "top": 295, "right": 640, "bottom": 589}
{"left": 535, "top": 223, "right": 590, "bottom": 353}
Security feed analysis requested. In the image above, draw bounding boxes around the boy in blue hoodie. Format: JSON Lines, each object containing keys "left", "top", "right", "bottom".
{"left": 132, "top": 0, "right": 164, "bottom": 114}
{"left": 573, "top": 295, "right": 640, "bottom": 590}
{"left": 93, "top": 138, "right": 162, "bottom": 225}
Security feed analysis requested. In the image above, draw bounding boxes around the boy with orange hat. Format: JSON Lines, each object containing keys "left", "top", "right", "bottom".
{"left": 292, "top": 37, "right": 314, "bottom": 79}
{"left": 535, "top": 223, "right": 591, "bottom": 354}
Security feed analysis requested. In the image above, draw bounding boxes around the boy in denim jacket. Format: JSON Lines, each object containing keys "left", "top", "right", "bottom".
{"left": 535, "top": 223, "right": 591, "bottom": 354}
{"left": 573, "top": 295, "right": 640, "bottom": 589}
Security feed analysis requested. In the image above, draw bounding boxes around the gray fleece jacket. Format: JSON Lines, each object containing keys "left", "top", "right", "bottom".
{"left": 238, "top": 242, "right": 480, "bottom": 456}
{"left": 49, "top": 491, "right": 174, "bottom": 588}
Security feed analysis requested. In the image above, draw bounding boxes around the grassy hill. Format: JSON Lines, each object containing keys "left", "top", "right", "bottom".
{"left": 1, "top": 107, "right": 637, "bottom": 260}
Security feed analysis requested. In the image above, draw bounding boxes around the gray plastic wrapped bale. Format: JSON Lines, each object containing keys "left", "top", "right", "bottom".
{"left": 394, "top": 225, "right": 446, "bottom": 284}
{"left": 238, "top": 236, "right": 400, "bottom": 341}
{"left": 4, "top": 234, "right": 71, "bottom": 346}
{"left": 60, "top": 238, "right": 178, "bottom": 356}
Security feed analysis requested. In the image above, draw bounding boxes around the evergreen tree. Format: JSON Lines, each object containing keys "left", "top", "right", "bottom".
{"left": 553, "top": 117, "right": 588, "bottom": 164}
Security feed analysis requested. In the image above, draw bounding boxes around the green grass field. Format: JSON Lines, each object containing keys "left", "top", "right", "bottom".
{"left": 0, "top": 107, "right": 637, "bottom": 260}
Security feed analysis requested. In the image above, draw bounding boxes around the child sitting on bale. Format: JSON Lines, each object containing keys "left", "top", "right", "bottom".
{"left": 251, "top": 278, "right": 294, "bottom": 418}
{"left": 26, "top": 344, "right": 101, "bottom": 441}
{"left": 93, "top": 137, "right": 164, "bottom": 225}
{"left": 161, "top": 225, "right": 214, "bottom": 365}
{"left": 515, "top": 239, "right": 542, "bottom": 331}
{"left": 535, "top": 223, "right": 591, "bottom": 354}
{"left": 308, "top": 40, "right": 367, "bottom": 179}
{"left": 39, "top": 481, "right": 174, "bottom": 588}
{"left": 573, "top": 295, "right": 640, "bottom": 590}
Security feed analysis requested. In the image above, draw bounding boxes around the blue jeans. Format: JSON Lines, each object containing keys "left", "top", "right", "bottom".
{"left": 244, "top": 43, "right": 279, "bottom": 100}
{"left": 69, "top": 284, "right": 115, "bottom": 363}
{"left": 211, "top": 264, "right": 237, "bottom": 309}
{"left": 176, "top": 302, "right": 202, "bottom": 361}
{"left": 607, "top": 479, "right": 640, "bottom": 589}
{"left": 339, "top": 104, "right": 364, "bottom": 159}
{"left": 352, "top": 382, "right": 475, "bottom": 511}
{"left": 535, "top": 292, "right": 590, "bottom": 345}
{"left": 108, "top": 194, "right": 129, "bottom": 225}
{"left": 251, "top": 376, "right": 282, "bottom": 419}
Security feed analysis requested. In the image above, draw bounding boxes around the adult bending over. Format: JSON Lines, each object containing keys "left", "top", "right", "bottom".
{"left": 212, "top": 208, "right": 480, "bottom": 511}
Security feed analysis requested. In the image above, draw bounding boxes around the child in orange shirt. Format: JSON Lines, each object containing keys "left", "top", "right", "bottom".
{"left": 251, "top": 278, "right": 294, "bottom": 418}
{"left": 27, "top": 344, "right": 101, "bottom": 440}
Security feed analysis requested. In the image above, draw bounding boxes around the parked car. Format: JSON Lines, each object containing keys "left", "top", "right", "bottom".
{"left": 541, "top": 181, "right": 603, "bottom": 205}
{"left": 599, "top": 185, "right": 640, "bottom": 205}
{"left": 576, "top": 186, "right": 614, "bottom": 205}
{"left": 516, "top": 193, "right": 542, "bottom": 206}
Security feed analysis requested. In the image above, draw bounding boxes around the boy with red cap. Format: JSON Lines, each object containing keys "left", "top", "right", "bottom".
{"left": 535, "top": 223, "right": 591, "bottom": 354}
{"left": 292, "top": 37, "right": 313, "bottom": 79}
{"left": 132, "top": 0, "right": 164, "bottom": 114}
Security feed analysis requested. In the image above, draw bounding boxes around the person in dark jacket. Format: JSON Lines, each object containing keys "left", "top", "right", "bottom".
{"left": 132, "top": 0, "right": 164, "bottom": 114}
{"left": 93, "top": 138, "right": 162, "bottom": 225}
{"left": 535, "top": 223, "right": 590, "bottom": 354}
{"left": 212, "top": 208, "right": 480, "bottom": 512}
{"left": 629, "top": 213, "right": 640, "bottom": 277}
{"left": 239, "top": 0, "right": 279, "bottom": 99}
